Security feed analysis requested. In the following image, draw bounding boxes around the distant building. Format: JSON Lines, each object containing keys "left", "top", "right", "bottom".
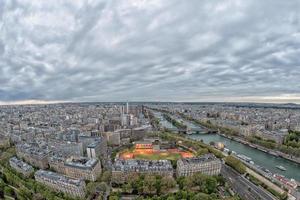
{"left": 16, "top": 143, "right": 49, "bottom": 169}
{"left": 112, "top": 159, "right": 173, "bottom": 183}
{"left": 64, "top": 157, "right": 101, "bottom": 181}
{"left": 86, "top": 137, "right": 107, "bottom": 160}
{"left": 105, "top": 132, "right": 120, "bottom": 146}
{"left": 0, "top": 134, "right": 10, "bottom": 148}
{"left": 9, "top": 157, "right": 34, "bottom": 177}
{"left": 48, "top": 139, "right": 83, "bottom": 157}
{"left": 177, "top": 154, "right": 222, "bottom": 177}
{"left": 35, "top": 170, "right": 86, "bottom": 198}
{"left": 131, "top": 126, "right": 150, "bottom": 140}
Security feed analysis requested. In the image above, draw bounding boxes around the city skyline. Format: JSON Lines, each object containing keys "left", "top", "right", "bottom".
{"left": 1, "top": 0, "right": 300, "bottom": 104}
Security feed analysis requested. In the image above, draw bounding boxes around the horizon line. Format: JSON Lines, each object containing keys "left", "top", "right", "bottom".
{"left": 0, "top": 99, "right": 299, "bottom": 106}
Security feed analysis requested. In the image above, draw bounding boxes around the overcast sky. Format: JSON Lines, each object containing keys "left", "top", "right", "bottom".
{"left": 0, "top": 0, "right": 300, "bottom": 104}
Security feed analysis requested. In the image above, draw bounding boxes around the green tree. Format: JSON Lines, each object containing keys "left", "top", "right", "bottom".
{"left": 161, "top": 176, "right": 176, "bottom": 192}
{"left": 4, "top": 186, "right": 14, "bottom": 197}
{"left": 204, "top": 177, "right": 217, "bottom": 194}
{"left": 143, "top": 175, "right": 157, "bottom": 194}
{"left": 191, "top": 192, "right": 211, "bottom": 200}
{"left": 122, "top": 183, "right": 133, "bottom": 194}
{"left": 109, "top": 195, "right": 119, "bottom": 200}
{"left": 101, "top": 171, "right": 111, "bottom": 183}
{"left": 225, "top": 156, "right": 246, "bottom": 174}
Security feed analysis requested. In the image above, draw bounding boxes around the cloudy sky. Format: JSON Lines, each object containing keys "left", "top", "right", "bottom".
{"left": 0, "top": 0, "right": 300, "bottom": 104}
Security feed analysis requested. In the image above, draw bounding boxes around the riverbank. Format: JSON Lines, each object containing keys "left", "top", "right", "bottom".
{"left": 173, "top": 111, "right": 300, "bottom": 166}
{"left": 152, "top": 108, "right": 300, "bottom": 166}
{"left": 218, "top": 133, "right": 300, "bottom": 165}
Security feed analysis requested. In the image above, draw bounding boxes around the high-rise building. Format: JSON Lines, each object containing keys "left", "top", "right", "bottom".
{"left": 86, "top": 137, "right": 107, "bottom": 160}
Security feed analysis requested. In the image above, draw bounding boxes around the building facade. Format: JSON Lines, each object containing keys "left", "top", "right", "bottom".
{"left": 176, "top": 154, "right": 222, "bottom": 177}
{"left": 86, "top": 137, "right": 107, "bottom": 160}
{"left": 9, "top": 157, "right": 34, "bottom": 177}
{"left": 48, "top": 154, "right": 66, "bottom": 174}
{"left": 112, "top": 159, "right": 173, "bottom": 183}
{"left": 16, "top": 143, "right": 49, "bottom": 169}
{"left": 64, "top": 157, "right": 101, "bottom": 181}
{"left": 35, "top": 170, "right": 86, "bottom": 198}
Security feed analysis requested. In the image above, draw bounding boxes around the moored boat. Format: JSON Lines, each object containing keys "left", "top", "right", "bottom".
{"left": 276, "top": 165, "right": 287, "bottom": 171}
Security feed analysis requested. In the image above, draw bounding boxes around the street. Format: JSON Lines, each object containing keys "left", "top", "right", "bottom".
{"left": 221, "top": 164, "right": 277, "bottom": 200}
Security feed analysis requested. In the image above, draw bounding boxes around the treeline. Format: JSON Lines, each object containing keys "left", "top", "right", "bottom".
{"left": 225, "top": 156, "right": 246, "bottom": 174}
{"left": 275, "top": 130, "right": 300, "bottom": 157}
{"left": 162, "top": 114, "right": 187, "bottom": 130}
{"left": 247, "top": 135, "right": 277, "bottom": 149}
{"left": 247, "top": 133, "right": 300, "bottom": 157}
{"left": 110, "top": 172, "right": 230, "bottom": 200}
{"left": 147, "top": 110, "right": 160, "bottom": 129}
{"left": 0, "top": 165, "right": 80, "bottom": 200}
{"left": 113, "top": 174, "right": 176, "bottom": 195}
{"left": 0, "top": 146, "right": 80, "bottom": 200}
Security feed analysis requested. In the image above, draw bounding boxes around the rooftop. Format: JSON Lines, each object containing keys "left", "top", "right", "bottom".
{"left": 180, "top": 154, "right": 219, "bottom": 165}
{"left": 9, "top": 156, "right": 34, "bottom": 172}
{"left": 65, "top": 157, "right": 98, "bottom": 170}
{"left": 87, "top": 141, "right": 100, "bottom": 148}
{"left": 113, "top": 159, "right": 173, "bottom": 172}
{"left": 16, "top": 143, "right": 49, "bottom": 158}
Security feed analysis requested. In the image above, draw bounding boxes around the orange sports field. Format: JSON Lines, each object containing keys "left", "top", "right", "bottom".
{"left": 119, "top": 148, "right": 194, "bottom": 160}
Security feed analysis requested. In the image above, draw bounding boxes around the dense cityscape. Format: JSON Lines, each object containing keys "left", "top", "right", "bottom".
{"left": 0, "top": 102, "right": 300, "bottom": 200}
{"left": 1, "top": 0, "right": 300, "bottom": 200}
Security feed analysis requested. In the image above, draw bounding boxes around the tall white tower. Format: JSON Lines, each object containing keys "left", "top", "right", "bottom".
{"left": 126, "top": 102, "right": 129, "bottom": 114}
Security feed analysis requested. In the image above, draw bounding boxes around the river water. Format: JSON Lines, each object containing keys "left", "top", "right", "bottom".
{"left": 154, "top": 111, "right": 300, "bottom": 182}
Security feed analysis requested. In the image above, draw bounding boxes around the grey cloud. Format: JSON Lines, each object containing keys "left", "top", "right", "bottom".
{"left": 0, "top": 0, "right": 300, "bottom": 103}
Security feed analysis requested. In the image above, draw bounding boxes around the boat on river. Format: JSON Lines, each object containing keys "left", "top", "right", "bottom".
{"left": 276, "top": 165, "right": 287, "bottom": 171}
{"left": 237, "top": 154, "right": 252, "bottom": 162}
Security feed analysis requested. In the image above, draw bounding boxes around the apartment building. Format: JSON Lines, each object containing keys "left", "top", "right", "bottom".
{"left": 16, "top": 143, "right": 49, "bottom": 169}
{"left": 64, "top": 157, "right": 101, "bottom": 181}
{"left": 177, "top": 154, "right": 222, "bottom": 177}
{"left": 35, "top": 170, "right": 86, "bottom": 198}
{"left": 9, "top": 157, "right": 34, "bottom": 177}
{"left": 112, "top": 159, "right": 173, "bottom": 183}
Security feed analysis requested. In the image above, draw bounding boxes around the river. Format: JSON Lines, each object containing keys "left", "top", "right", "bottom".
{"left": 153, "top": 111, "right": 300, "bottom": 182}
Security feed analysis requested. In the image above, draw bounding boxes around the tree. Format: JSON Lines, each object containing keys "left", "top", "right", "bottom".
{"left": 101, "top": 171, "right": 111, "bottom": 183}
{"left": 167, "top": 196, "right": 176, "bottom": 200}
{"left": 143, "top": 175, "right": 157, "bottom": 194}
{"left": 109, "top": 195, "right": 119, "bottom": 200}
{"left": 4, "top": 186, "right": 14, "bottom": 197}
{"left": 204, "top": 177, "right": 217, "bottom": 194}
{"left": 161, "top": 176, "right": 176, "bottom": 192}
{"left": 32, "top": 193, "right": 45, "bottom": 200}
{"left": 122, "top": 183, "right": 133, "bottom": 194}
{"left": 86, "top": 182, "right": 97, "bottom": 196}
{"left": 191, "top": 193, "right": 211, "bottom": 200}
{"left": 96, "top": 182, "right": 107, "bottom": 193}
{"left": 225, "top": 156, "right": 246, "bottom": 174}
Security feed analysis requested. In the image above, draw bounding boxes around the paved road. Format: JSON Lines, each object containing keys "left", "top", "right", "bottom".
{"left": 221, "top": 164, "right": 277, "bottom": 200}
